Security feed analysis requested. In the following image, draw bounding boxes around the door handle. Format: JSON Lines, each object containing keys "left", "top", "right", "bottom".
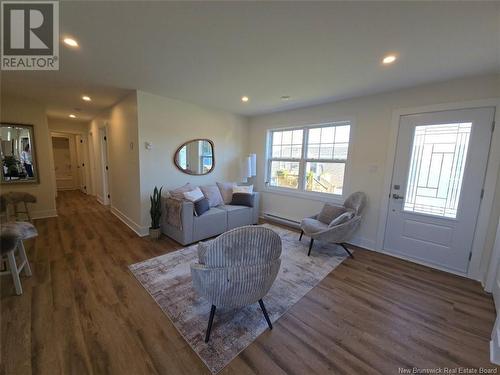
{"left": 392, "top": 193, "right": 404, "bottom": 200}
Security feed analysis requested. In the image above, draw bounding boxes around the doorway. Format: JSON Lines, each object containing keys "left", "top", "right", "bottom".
{"left": 51, "top": 134, "right": 79, "bottom": 190}
{"left": 383, "top": 107, "right": 495, "bottom": 274}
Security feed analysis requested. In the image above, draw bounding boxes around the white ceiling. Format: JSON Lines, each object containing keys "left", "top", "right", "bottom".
{"left": 2, "top": 1, "right": 499, "bottom": 121}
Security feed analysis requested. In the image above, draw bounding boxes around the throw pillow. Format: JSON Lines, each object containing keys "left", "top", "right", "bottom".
{"left": 230, "top": 193, "right": 254, "bottom": 207}
{"left": 183, "top": 187, "right": 204, "bottom": 202}
{"left": 216, "top": 182, "right": 236, "bottom": 204}
{"left": 232, "top": 185, "right": 253, "bottom": 194}
{"left": 329, "top": 210, "right": 355, "bottom": 227}
{"left": 317, "top": 204, "right": 347, "bottom": 224}
{"left": 194, "top": 197, "right": 210, "bottom": 216}
{"left": 200, "top": 185, "right": 224, "bottom": 207}
{"left": 169, "top": 183, "right": 194, "bottom": 200}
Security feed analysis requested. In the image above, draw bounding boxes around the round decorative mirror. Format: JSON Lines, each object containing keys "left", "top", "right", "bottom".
{"left": 174, "top": 139, "right": 214, "bottom": 175}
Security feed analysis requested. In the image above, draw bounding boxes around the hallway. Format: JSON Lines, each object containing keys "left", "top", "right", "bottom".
{"left": 1, "top": 191, "right": 497, "bottom": 374}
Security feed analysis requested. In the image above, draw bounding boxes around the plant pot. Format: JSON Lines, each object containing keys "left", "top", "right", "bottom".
{"left": 149, "top": 227, "right": 161, "bottom": 240}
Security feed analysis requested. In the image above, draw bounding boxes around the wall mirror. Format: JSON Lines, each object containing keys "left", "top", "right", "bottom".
{"left": 174, "top": 139, "right": 214, "bottom": 175}
{"left": 1, "top": 123, "right": 39, "bottom": 184}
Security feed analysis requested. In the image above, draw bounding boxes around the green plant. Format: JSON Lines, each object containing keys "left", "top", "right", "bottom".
{"left": 150, "top": 186, "right": 163, "bottom": 229}
{"left": 3, "top": 156, "right": 19, "bottom": 175}
{"left": 276, "top": 169, "right": 287, "bottom": 178}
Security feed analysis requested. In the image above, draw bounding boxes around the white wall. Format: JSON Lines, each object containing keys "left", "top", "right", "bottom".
{"left": 248, "top": 74, "right": 500, "bottom": 272}
{"left": 108, "top": 93, "right": 141, "bottom": 229}
{"left": 136, "top": 90, "right": 249, "bottom": 231}
{"left": 1, "top": 95, "right": 57, "bottom": 218}
{"left": 87, "top": 92, "right": 142, "bottom": 234}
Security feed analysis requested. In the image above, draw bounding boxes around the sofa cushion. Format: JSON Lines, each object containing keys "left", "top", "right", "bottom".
{"left": 194, "top": 197, "right": 210, "bottom": 216}
{"left": 317, "top": 204, "right": 347, "bottom": 224}
{"left": 230, "top": 192, "right": 254, "bottom": 207}
{"left": 216, "top": 182, "right": 236, "bottom": 204}
{"left": 200, "top": 185, "right": 224, "bottom": 207}
{"left": 183, "top": 187, "right": 204, "bottom": 202}
{"left": 169, "top": 183, "right": 194, "bottom": 200}
{"left": 301, "top": 217, "right": 328, "bottom": 234}
{"left": 233, "top": 185, "right": 253, "bottom": 194}
{"left": 219, "top": 205, "right": 252, "bottom": 230}
{"left": 193, "top": 207, "right": 227, "bottom": 241}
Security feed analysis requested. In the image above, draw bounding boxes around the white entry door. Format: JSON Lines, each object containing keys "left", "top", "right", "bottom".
{"left": 384, "top": 107, "right": 495, "bottom": 273}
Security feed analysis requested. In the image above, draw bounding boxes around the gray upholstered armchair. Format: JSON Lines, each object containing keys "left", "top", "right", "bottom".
{"left": 300, "top": 192, "right": 367, "bottom": 257}
{"left": 190, "top": 225, "right": 282, "bottom": 342}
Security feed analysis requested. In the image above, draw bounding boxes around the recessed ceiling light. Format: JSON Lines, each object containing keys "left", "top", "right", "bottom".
{"left": 82, "top": 95, "right": 91, "bottom": 101}
{"left": 241, "top": 96, "right": 249, "bottom": 102}
{"left": 63, "top": 38, "right": 79, "bottom": 48}
{"left": 382, "top": 55, "right": 397, "bottom": 64}
{"left": 69, "top": 114, "right": 76, "bottom": 118}
{"left": 281, "top": 96, "right": 291, "bottom": 101}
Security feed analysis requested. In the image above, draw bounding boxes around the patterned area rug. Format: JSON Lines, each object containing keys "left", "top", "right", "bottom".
{"left": 129, "top": 224, "right": 349, "bottom": 373}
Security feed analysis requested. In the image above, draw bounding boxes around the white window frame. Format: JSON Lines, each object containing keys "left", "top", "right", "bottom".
{"left": 264, "top": 120, "right": 354, "bottom": 202}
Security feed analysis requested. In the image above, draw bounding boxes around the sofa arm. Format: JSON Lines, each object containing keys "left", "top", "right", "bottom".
{"left": 252, "top": 192, "right": 260, "bottom": 224}
{"left": 161, "top": 197, "right": 195, "bottom": 245}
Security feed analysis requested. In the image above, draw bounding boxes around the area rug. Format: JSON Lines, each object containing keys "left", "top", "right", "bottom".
{"left": 129, "top": 224, "right": 349, "bottom": 373}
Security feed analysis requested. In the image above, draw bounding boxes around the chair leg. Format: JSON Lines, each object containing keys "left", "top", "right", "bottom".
{"left": 6, "top": 250, "right": 22, "bottom": 295}
{"left": 340, "top": 243, "right": 354, "bottom": 258}
{"left": 25, "top": 202, "right": 32, "bottom": 222}
{"left": 299, "top": 230, "right": 303, "bottom": 241}
{"left": 18, "top": 241, "right": 32, "bottom": 276}
{"left": 205, "top": 305, "right": 216, "bottom": 343}
{"left": 308, "top": 238, "right": 314, "bottom": 256}
{"left": 258, "top": 299, "right": 273, "bottom": 330}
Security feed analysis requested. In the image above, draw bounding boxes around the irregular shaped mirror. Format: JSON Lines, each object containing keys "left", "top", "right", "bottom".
{"left": 174, "top": 139, "right": 214, "bottom": 175}
{"left": 1, "top": 123, "right": 39, "bottom": 184}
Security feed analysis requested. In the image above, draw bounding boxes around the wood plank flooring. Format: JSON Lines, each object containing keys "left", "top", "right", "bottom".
{"left": 1, "top": 190, "right": 498, "bottom": 374}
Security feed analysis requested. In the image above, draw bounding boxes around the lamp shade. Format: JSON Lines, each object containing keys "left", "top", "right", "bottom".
{"left": 249, "top": 153, "right": 256, "bottom": 176}
{"left": 241, "top": 157, "right": 252, "bottom": 180}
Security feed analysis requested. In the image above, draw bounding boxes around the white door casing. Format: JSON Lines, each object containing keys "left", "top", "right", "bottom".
{"left": 99, "top": 127, "right": 110, "bottom": 206}
{"left": 384, "top": 107, "right": 494, "bottom": 274}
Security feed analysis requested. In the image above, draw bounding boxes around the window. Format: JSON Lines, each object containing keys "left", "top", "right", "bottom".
{"left": 267, "top": 122, "right": 351, "bottom": 196}
{"left": 199, "top": 141, "right": 213, "bottom": 173}
{"left": 403, "top": 123, "right": 471, "bottom": 218}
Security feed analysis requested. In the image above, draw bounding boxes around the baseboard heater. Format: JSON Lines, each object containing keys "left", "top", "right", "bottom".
{"left": 263, "top": 213, "right": 301, "bottom": 229}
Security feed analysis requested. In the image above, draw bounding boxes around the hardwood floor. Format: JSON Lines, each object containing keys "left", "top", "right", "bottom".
{"left": 1, "top": 190, "right": 498, "bottom": 374}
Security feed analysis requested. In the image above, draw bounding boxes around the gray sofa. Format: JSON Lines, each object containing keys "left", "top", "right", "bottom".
{"left": 161, "top": 193, "right": 260, "bottom": 245}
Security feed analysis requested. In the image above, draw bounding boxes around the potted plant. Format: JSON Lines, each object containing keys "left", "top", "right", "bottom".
{"left": 149, "top": 186, "right": 163, "bottom": 239}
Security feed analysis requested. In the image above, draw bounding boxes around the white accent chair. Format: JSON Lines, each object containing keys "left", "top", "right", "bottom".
{"left": 190, "top": 225, "right": 282, "bottom": 342}
{"left": 300, "top": 192, "right": 367, "bottom": 257}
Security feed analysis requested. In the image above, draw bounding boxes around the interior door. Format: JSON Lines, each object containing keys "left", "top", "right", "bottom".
{"left": 384, "top": 107, "right": 494, "bottom": 273}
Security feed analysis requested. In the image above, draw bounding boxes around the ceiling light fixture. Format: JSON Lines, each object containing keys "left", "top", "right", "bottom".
{"left": 241, "top": 96, "right": 249, "bottom": 102}
{"left": 69, "top": 114, "right": 76, "bottom": 118}
{"left": 82, "top": 95, "right": 91, "bottom": 101}
{"left": 63, "top": 38, "right": 79, "bottom": 47}
{"left": 281, "top": 95, "right": 291, "bottom": 101}
{"left": 382, "top": 54, "right": 397, "bottom": 64}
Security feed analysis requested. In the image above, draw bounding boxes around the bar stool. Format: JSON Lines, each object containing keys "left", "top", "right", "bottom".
{"left": 0, "top": 222, "right": 37, "bottom": 295}
{"left": 0, "top": 192, "right": 37, "bottom": 222}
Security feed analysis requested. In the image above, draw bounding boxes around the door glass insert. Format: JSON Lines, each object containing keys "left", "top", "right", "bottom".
{"left": 403, "top": 123, "right": 472, "bottom": 218}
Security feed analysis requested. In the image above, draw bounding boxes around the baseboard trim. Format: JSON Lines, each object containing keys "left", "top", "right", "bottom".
{"left": 32, "top": 209, "right": 58, "bottom": 219}
{"left": 96, "top": 196, "right": 109, "bottom": 206}
{"left": 110, "top": 206, "right": 148, "bottom": 237}
{"left": 348, "top": 235, "right": 377, "bottom": 251}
